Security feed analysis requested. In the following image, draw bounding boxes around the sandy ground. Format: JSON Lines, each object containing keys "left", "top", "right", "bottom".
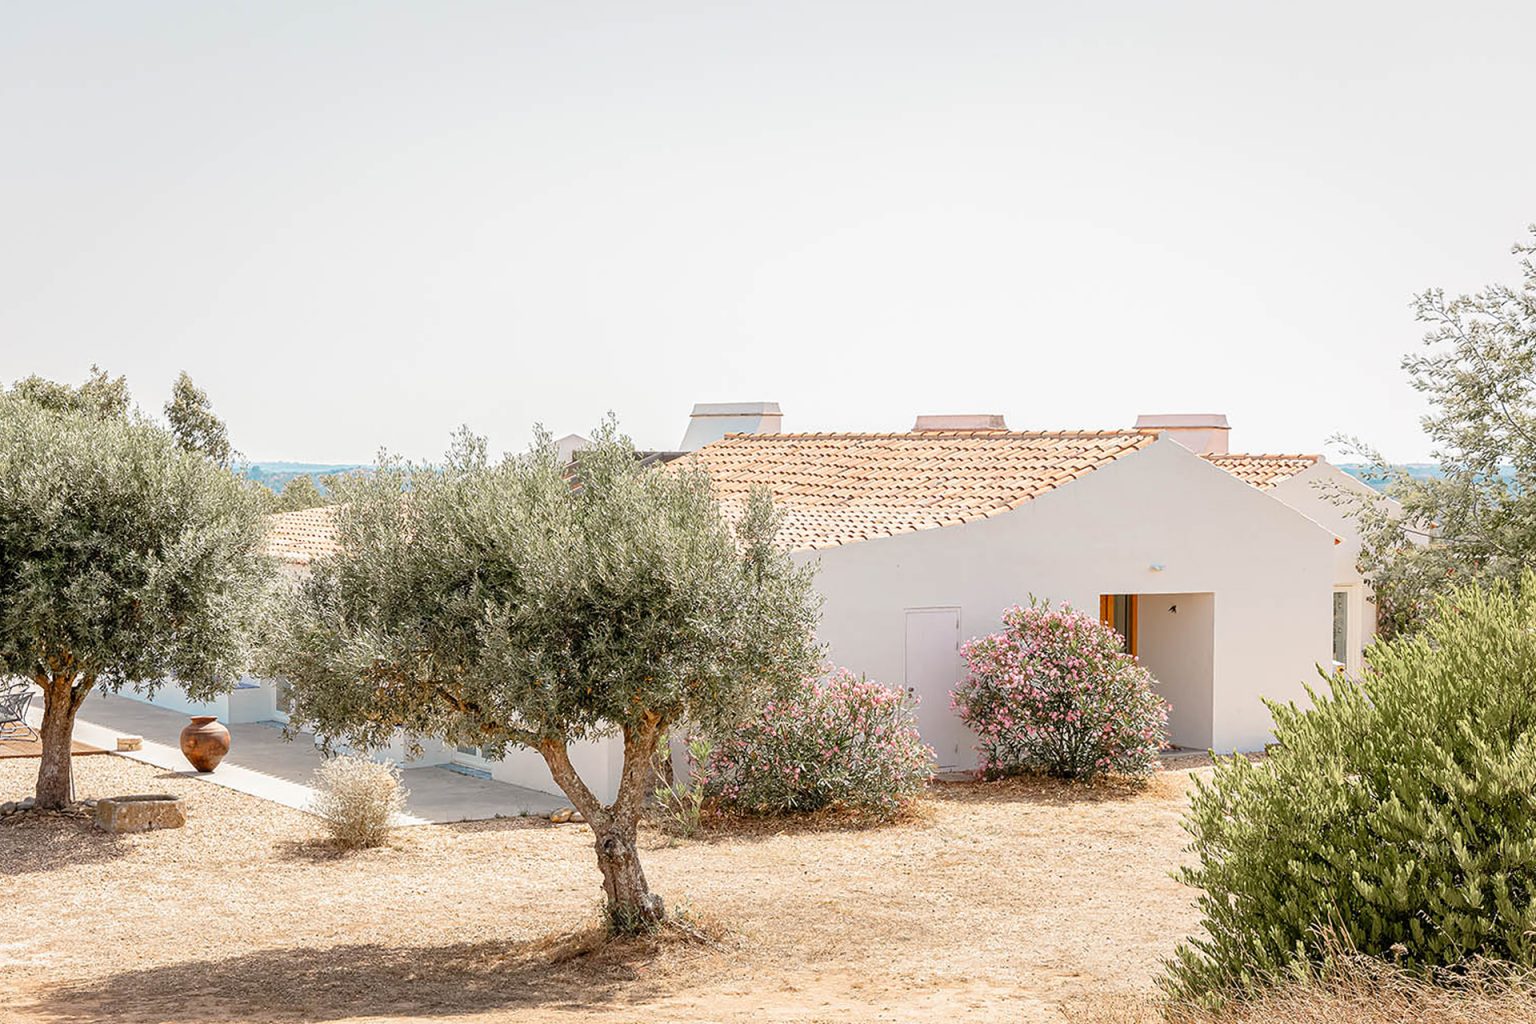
{"left": 0, "top": 756, "right": 1202, "bottom": 1024}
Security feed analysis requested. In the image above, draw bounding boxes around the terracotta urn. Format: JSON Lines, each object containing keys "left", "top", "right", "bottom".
{"left": 179, "top": 716, "right": 231, "bottom": 773}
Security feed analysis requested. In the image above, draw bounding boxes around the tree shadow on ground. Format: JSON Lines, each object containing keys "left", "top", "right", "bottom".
{"left": 31, "top": 925, "right": 713, "bottom": 1024}
{"left": 659, "top": 802, "right": 930, "bottom": 848}
{"left": 269, "top": 836, "right": 359, "bottom": 863}
{"left": 430, "top": 815, "right": 549, "bottom": 837}
{"left": 0, "top": 811, "right": 132, "bottom": 876}
{"left": 927, "top": 773, "right": 1188, "bottom": 809}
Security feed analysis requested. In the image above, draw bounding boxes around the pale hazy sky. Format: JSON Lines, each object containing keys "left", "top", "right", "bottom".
{"left": 2, "top": 2, "right": 1531, "bottom": 463}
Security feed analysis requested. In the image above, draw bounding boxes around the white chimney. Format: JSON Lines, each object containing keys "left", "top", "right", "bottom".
{"left": 911, "top": 414, "right": 1010, "bottom": 432}
{"left": 679, "top": 402, "right": 783, "bottom": 451}
{"left": 1134, "top": 413, "right": 1230, "bottom": 455}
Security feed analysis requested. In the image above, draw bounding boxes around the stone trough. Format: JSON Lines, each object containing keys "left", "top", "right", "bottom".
{"left": 94, "top": 794, "right": 186, "bottom": 833}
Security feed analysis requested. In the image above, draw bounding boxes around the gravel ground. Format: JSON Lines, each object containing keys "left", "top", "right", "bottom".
{"left": 0, "top": 755, "right": 1203, "bottom": 1023}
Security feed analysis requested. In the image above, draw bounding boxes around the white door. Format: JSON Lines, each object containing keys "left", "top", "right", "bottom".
{"left": 905, "top": 608, "right": 968, "bottom": 770}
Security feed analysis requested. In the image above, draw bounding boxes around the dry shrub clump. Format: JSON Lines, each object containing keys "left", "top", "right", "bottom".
{"left": 311, "top": 754, "right": 408, "bottom": 848}
{"left": 1065, "top": 956, "right": 1536, "bottom": 1024}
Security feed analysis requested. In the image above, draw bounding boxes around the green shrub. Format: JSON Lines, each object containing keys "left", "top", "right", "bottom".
{"left": 952, "top": 600, "right": 1168, "bottom": 780}
{"left": 652, "top": 735, "right": 712, "bottom": 837}
{"left": 1165, "top": 575, "right": 1536, "bottom": 1001}
{"left": 703, "top": 668, "right": 934, "bottom": 816}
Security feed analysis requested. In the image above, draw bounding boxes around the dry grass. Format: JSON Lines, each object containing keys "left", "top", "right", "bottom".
{"left": 0, "top": 755, "right": 1201, "bottom": 1023}
{"left": 1064, "top": 956, "right": 1536, "bottom": 1024}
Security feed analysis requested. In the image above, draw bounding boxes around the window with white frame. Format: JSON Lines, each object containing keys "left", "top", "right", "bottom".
{"left": 1332, "top": 590, "right": 1349, "bottom": 667}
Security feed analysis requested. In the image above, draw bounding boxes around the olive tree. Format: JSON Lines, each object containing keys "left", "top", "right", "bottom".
{"left": 1333, "top": 226, "right": 1536, "bottom": 635}
{"left": 261, "top": 423, "right": 820, "bottom": 929}
{"left": 0, "top": 395, "right": 272, "bottom": 807}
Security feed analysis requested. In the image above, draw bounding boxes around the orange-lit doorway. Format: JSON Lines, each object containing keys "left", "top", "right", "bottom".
{"left": 1099, "top": 594, "right": 1139, "bottom": 656}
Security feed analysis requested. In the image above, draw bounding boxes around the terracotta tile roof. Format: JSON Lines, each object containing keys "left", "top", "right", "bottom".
{"left": 677, "top": 430, "right": 1158, "bottom": 551}
{"left": 1202, "top": 453, "right": 1320, "bottom": 490}
{"left": 262, "top": 506, "right": 341, "bottom": 565}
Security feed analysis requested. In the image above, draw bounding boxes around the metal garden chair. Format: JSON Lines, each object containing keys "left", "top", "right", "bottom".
{"left": 0, "top": 679, "right": 38, "bottom": 741}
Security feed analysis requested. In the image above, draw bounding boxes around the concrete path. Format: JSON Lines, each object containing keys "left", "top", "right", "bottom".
{"left": 24, "top": 689, "right": 565, "bottom": 824}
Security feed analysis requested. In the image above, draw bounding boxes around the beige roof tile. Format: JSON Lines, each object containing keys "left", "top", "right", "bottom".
{"left": 1201, "top": 453, "right": 1320, "bottom": 490}
{"left": 261, "top": 505, "right": 341, "bottom": 565}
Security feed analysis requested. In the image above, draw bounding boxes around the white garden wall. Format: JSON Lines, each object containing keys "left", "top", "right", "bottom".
{"left": 487, "top": 736, "right": 625, "bottom": 804}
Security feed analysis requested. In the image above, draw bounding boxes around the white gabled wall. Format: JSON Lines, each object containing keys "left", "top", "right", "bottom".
{"left": 1267, "top": 461, "right": 1400, "bottom": 671}
{"left": 796, "top": 438, "right": 1337, "bottom": 761}
{"left": 1267, "top": 462, "right": 1390, "bottom": 586}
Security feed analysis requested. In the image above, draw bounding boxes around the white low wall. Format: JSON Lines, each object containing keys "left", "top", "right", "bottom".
{"left": 117, "top": 674, "right": 620, "bottom": 804}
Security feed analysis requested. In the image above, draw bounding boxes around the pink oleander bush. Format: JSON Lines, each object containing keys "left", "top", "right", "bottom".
{"left": 703, "top": 668, "right": 935, "bottom": 816}
{"left": 952, "top": 600, "right": 1169, "bottom": 781}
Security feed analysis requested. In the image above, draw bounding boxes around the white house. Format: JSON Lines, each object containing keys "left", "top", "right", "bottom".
{"left": 125, "top": 406, "right": 1390, "bottom": 795}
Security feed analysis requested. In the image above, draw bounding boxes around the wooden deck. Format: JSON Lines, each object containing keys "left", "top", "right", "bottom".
{"left": 0, "top": 734, "right": 108, "bottom": 759}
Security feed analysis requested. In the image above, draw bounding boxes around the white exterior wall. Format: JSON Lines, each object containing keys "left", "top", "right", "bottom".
{"left": 115, "top": 439, "right": 1346, "bottom": 791}
{"left": 486, "top": 737, "right": 625, "bottom": 804}
{"left": 796, "top": 438, "right": 1338, "bottom": 762}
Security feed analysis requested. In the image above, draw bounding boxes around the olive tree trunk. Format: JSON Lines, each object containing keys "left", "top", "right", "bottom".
{"left": 539, "top": 714, "right": 666, "bottom": 931}
{"left": 35, "top": 672, "right": 91, "bottom": 809}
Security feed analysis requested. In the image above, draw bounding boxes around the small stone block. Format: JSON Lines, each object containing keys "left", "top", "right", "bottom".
{"left": 116, "top": 736, "right": 143, "bottom": 752}
{"left": 94, "top": 794, "right": 186, "bottom": 833}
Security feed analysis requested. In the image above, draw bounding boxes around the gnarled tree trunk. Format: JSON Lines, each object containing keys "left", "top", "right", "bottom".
{"left": 539, "top": 713, "right": 667, "bottom": 932}
{"left": 35, "top": 672, "right": 91, "bottom": 809}
{"left": 593, "top": 821, "right": 664, "bottom": 928}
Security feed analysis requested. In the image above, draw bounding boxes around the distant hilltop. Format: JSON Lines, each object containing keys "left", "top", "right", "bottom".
{"left": 243, "top": 462, "right": 367, "bottom": 495}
